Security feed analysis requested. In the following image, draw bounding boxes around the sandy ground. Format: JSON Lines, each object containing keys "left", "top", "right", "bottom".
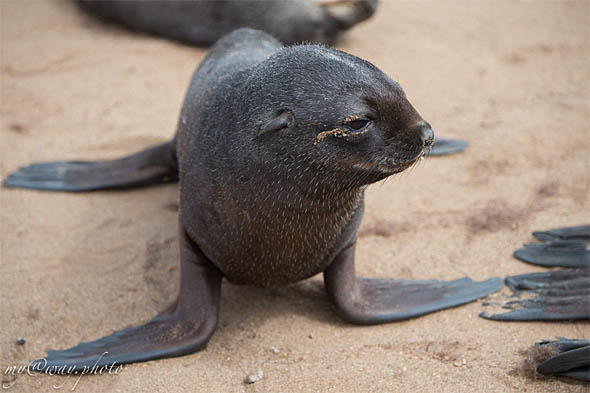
{"left": 1, "top": 1, "right": 589, "bottom": 392}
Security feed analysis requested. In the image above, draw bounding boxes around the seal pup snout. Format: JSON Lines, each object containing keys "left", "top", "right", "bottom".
{"left": 349, "top": 117, "right": 434, "bottom": 177}
{"left": 413, "top": 121, "right": 435, "bottom": 148}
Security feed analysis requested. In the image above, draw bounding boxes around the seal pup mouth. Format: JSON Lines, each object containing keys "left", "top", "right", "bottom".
{"left": 354, "top": 122, "right": 435, "bottom": 175}
{"left": 372, "top": 121, "right": 436, "bottom": 174}
{"left": 353, "top": 145, "right": 431, "bottom": 175}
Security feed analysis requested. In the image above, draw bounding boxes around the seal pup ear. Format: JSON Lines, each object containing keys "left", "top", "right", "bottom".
{"left": 258, "top": 110, "right": 294, "bottom": 136}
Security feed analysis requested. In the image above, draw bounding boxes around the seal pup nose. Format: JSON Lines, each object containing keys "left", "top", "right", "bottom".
{"left": 414, "top": 122, "right": 434, "bottom": 147}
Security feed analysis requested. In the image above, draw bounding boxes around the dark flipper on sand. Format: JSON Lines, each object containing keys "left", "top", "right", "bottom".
{"left": 324, "top": 244, "right": 503, "bottom": 324}
{"left": 429, "top": 138, "right": 469, "bottom": 156}
{"left": 480, "top": 269, "right": 590, "bottom": 321}
{"left": 30, "top": 228, "right": 221, "bottom": 372}
{"left": 481, "top": 225, "right": 590, "bottom": 320}
{"left": 514, "top": 240, "right": 590, "bottom": 268}
{"left": 535, "top": 338, "right": 590, "bottom": 381}
{"left": 3, "top": 141, "right": 178, "bottom": 192}
{"left": 532, "top": 225, "right": 590, "bottom": 242}
{"left": 514, "top": 225, "right": 590, "bottom": 268}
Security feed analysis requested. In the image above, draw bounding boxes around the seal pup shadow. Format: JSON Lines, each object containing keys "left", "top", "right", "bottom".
{"left": 4, "top": 28, "right": 501, "bottom": 371}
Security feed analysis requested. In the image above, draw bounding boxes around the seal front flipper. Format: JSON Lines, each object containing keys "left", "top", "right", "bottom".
{"left": 323, "top": 244, "right": 503, "bottom": 324}
{"left": 31, "top": 228, "right": 221, "bottom": 372}
{"left": 429, "top": 138, "right": 469, "bottom": 156}
{"left": 479, "top": 269, "right": 590, "bottom": 321}
{"left": 3, "top": 141, "right": 178, "bottom": 192}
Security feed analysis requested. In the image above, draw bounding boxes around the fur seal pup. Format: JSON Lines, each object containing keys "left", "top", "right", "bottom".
{"left": 4, "top": 28, "right": 502, "bottom": 371}
{"left": 77, "top": 0, "right": 379, "bottom": 46}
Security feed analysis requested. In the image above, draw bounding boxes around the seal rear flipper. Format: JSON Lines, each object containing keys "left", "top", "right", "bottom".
{"left": 479, "top": 269, "right": 590, "bottom": 321}
{"left": 429, "top": 138, "right": 469, "bottom": 156}
{"left": 535, "top": 339, "right": 590, "bottom": 381}
{"left": 3, "top": 141, "right": 178, "bottom": 192}
{"left": 30, "top": 228, "right": 222, "bottom": 372}
{"left": 323, "top": 244, "right": 503, "bottom": 324}
{"left": 513, "top": 240, "right": 590, "bottom": 268}
{"left": 532, "top": 225, "right": 590, "bottom": 242}
{"left": 513, "top": 224, "right": 590, "bottom": 268}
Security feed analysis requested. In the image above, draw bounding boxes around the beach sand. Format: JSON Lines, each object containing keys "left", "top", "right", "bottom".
{"left": 1, "top": 1, "right": 588, "bottom": 391}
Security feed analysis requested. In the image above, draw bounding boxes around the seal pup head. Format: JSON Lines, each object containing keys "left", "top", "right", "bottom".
{"left": 245, "top": 45, "right": 434, "bottom": 191}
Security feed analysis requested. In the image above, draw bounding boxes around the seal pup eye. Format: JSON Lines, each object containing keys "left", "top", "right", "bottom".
{"left": 346, "top": 119, "right": 371, "bottom": 132}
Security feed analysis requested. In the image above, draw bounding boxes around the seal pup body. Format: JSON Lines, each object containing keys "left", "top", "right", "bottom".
{"left": 78, "top": 0, "right": 379, "bottom": 46}
{"left": 178, "top": 30, "right": 382, "bottom": 287}
{"left": 5, "top": 29, "right": 502, "bottom": 371}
